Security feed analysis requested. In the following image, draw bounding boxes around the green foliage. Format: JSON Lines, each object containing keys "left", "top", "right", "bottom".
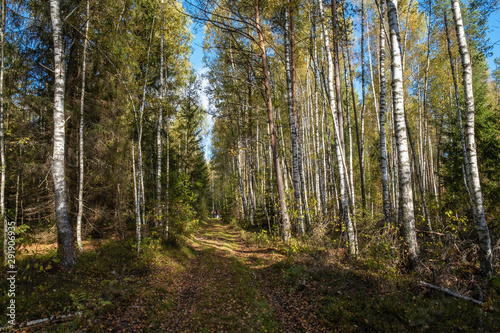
{"left": 0, "top": 0, "right": 196, "bottom": 258}
{"left": 440, "top": 20, "right": 500, "bottom": 225}
{"left": 475, "top": 102, "right": 500, "bottom": 214}
{"left": 493, "top": 57, "right": 500, "bottom": 86}
{"left": 161, "top": 76, "right": 210, "bottom": 241}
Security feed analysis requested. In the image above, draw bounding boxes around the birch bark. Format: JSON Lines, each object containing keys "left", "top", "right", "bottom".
{"left": 451, "top": 0, "right": 493, "bottom": 276}
{"left": 50, "top": 0, "right": 77, "bottom": 267}
{"left": 319, "top": 0, "right": 357, "bottom": 256}
{"left": 378, "top": 0, "right": 391, "bottom": 226}
{"left": 285, "top": 6, "right": 304, "bottom": 235}
{"left": 360, "top": 0, "right": 367, "bottom": 214}
{"left": 156, "top": 0, "right": 165, "bottom": 229}
{"left": 387, "top": 0, "right": 419, "bottom": 267}
{"left": 443, "top": 11, "right": 471, "bottom": 198}
{"left": 132, "top": 141, "right": 141, "bottom": 253}
{"left": 77, "top": 0, "right": 90, "bottom": 252}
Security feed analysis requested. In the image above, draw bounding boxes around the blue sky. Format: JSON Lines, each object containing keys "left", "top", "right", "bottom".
{"left": 190, "top": 22, "right": 206, "bottom": 73}
{"left": 189, "top": 22, "right": 212, "bottom": 160}
{"left": 487, "top": 9, "right": 500, "bottom": 72}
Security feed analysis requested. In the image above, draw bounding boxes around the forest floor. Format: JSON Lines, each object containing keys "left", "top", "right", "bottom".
{"left": 2, "top": 219, "right": 499, "bottom": 332}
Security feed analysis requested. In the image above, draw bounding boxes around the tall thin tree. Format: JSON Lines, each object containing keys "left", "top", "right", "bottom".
{"left": 378, "top": 0, "right": 391, "bottom": 226}
{"left": 359, "top": 0, "right": 367, "bottom": 214}
{"left": 156, "top": 0, "right": 165, "bottom": 229}
{"left": 319, "top": 0, "right": 357, "bottom": 256}
{"left": 76, "top": 0, "right": 90, "bottom": 252}
{"left": 443, "top": 11, "right": 471, "bottom": 198}
{"left": 255, "top": 0, "right": 291, "bottom": 242}
{"left": 50, "top": 0, "right": 77, "bottom": 267}
{"left": 387, "top": 0, "right": 419, "bottom": 267}
{"left": 285, "top": 4, "right": 305, "bottom": 235}
{"left": 451, "top": 0, "right": 493, "bottom": 276}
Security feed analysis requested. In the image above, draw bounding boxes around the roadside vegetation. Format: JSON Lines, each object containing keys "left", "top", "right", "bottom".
{"left": 2, "top": 218, "right": 498, "bottom": 331}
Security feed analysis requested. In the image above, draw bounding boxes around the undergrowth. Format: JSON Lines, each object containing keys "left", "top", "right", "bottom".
{"left": 0, "top": 235, "right": 195, "bottom": 329}
{"left": 2, "top": 218, "right": 499, "bottom": 331}
{"left": 239, "top": 222, "right": 500, "bottom": 332}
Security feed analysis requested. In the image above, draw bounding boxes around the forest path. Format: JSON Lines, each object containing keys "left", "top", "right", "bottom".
{"left": 150, "top": 219, "right": 328, "bottom": 332}
{"left": 78, "top": 219, "right": 329, "bottom": 332}
{"left": 157, "top": 220, "right": 281, "bottom": 331}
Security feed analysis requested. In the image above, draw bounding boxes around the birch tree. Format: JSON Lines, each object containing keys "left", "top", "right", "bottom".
{"left": 443, "top": 11, "right": 471, "bottom": 198}
{"left": 319, "top": 0, "right": 357, "bottom": 257}
{"left": 50, "top": 0, "right": 77, "bottom": 267}
{"left": 285, "top": 4, "right": 305, "bottom": 236}
{"left": 451, "top": 0, "right": 493, "bottom": 276}
{"left": 378, "top": 0, "right": 391, "bottom": 226}
{"left": 156, "top": 0, "right": 165, "bottom": 229}
{"left": 76, "top": 0, "right": 90, "bottom": 252}
{"left": 387, "top": 0, "right": 419, "bottom": 267}
{"left": 255, "top": 0, "right": 291, "bottom": 241}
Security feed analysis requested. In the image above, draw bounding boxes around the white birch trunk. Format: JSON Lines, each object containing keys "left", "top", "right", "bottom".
{"left": 367, "top": 21, "right": 380, "bottom": 134}
{"left": 156, "top": 0, "right": 165, "bottom": 229}
{"left": 285, "top": 6, "right": 304, "bottom": 235}
{"left": 132, "top": 141, "right": 141, "bottom": 253}
{"left": 77, "top": 0, "right": 90, "bottom": 252}
{"left": 314, "top": 79, "right": 327, "bottom": 216}
{"left": 443, "top": 11, "right": 471, "bottom": 198}
{"left": 428, "top": 134, "right": 438, "bottom": 198}
{"left": 319, "top": 0, "right": 357, "bottom": 256}
{"left": 237, "top": 139, "right": 248, "bottom": 219}
{"left": 451, "top": 0, "right": 493, "bottom": 276}
{"left": 379, "top": 0, "right": 391, "bottom": 226}
{"left": 387, "top": 0, "right": 419, "bottom": 267}
{"left": 50, "top": 0, "right": 77, "bottom": 267}
{"left": 391, "top": 111, "right": 399, "bottom": 224}
{"left": 164, "top": 112, "right": 170, "bottom": 239}
{"left": 360, "top": 0, "right": 367, "bottom": 214}
{"left": 344, "top": 64, "right": 355, "bottom": 214}
{"left": 307, "top": 68, "right": 319, "bottom": 215}
{"left": 422, "top": 3, "right": 433, "bottom": 195}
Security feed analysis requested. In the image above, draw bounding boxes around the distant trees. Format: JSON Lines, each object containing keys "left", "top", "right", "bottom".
{"left": 170, "top": 81, "right": 210, "bottom": 225}
{"left": 202, "top": 0, "right": 498, "bottom": 272}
